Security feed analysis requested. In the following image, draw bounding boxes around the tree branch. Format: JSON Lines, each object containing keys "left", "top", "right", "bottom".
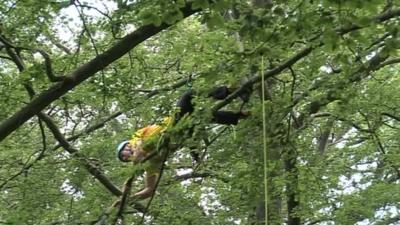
{"left": 37, "top": 112, "right": 123, "bottom": 196}
{"left": 376, "top": 57, "right": 400, "bottom": 70}
{"left": 382, "top": 112, "right": 400, "bottom": 122}
{"left": 112, "top": 176, "right": 135, "bottom": 225}
{"left": 146, "top": 77, "right": 191, "bottom": 98}
{"left": 212, "top": 7, "right": 400, "bottom": 113}
{"left": 35, "top": 49, "right": 66, "bottom": 82}
{"left": 47, "top": 35, "right": 71, "bottom": 54}
{"left": 0, "top": 2, "right": 200, "bottom": 142}
{"left": 336, "top": 8, "right": 400, "bottom": 34}
{"left": 212, "top": 46, "right": 313, "bottom": 112}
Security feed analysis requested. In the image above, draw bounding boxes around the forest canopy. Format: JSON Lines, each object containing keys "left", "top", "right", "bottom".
{"left": 0, "top": 0, "right": 400, "bottom": 224}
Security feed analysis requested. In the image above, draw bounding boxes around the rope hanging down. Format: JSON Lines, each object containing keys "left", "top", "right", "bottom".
{"left": 261, "top": 56, "right": 268, "bottom": 224}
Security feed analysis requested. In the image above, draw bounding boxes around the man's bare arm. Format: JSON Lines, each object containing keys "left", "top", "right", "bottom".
{"left": 133, "top": 173, "right": 158, "bottom": 199}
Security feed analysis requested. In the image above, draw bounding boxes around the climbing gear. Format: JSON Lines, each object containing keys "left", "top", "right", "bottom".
{"left": 116, "top": 140, "right": 129, "bottom": 162}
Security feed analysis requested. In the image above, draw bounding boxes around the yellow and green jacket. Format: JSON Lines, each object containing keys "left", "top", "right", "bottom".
{"left": 129, "top": 116, "right": 172, "bottom": 174}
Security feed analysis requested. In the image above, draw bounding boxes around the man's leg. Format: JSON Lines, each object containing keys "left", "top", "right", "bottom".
{"left": 209, "top": 85, "right": 252, "bottom": 102}
{"left": 212, "top": 111, "right": 249, "bottom": 125}
{"left": 175, "top": 89, "right": 195, "bottom": 122}
{"left": 208, "top": 86, "right": 250, "bottom": 125}
{"left": 208, "top": 86, "right": 233, "bottom": 99}
{"left": 174, "top": 88, "right": 249, "bottom": 163}
{"left": 175, "top": 87, "right": 249, "bottom": 125}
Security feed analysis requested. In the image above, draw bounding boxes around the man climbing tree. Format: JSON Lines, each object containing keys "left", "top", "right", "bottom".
{"left": 116, "top": 86, "right": 251, "bottom": 199}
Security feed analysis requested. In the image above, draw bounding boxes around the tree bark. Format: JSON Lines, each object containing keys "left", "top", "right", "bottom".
{"left": 284, "top": 148, "right": 300, "bottom": 225}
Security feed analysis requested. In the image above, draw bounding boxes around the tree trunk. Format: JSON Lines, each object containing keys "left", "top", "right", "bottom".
{"left": 284, "top": 148, "right": 300, "bottom": 225}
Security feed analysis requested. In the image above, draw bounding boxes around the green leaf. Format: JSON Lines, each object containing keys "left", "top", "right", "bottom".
{"left": 192, "top": 0, "right": 209, "bottom": 10}
{"left": 140, "top": 10, "right": 162, "bottom": 26}
{"left": 176, "top": 0, "right": 186, "bottom": 7}
{"left": 212, "top": 0, "right": 230, "bottom": 11}
{"left": 323, "top": 27, "right": 339, "bottom": 51}
{"left": 206, "top": 13, "right": 224, "bottom": 29}
{"left": 163, "top": 9, "right": 184, "bottom": 25}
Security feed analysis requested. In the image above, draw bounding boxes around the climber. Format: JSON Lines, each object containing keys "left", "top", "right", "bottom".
{"left": 116, "top": 86, "right": 251, "bottom": 199}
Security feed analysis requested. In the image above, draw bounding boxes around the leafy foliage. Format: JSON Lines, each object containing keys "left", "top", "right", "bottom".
{"left": 1, "top": 0, "right": 400, "bottom": 224}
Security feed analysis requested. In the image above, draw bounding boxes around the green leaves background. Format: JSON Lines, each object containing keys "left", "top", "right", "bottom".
{"left": 1, "top": 0, "right": 400, "bottom": 224}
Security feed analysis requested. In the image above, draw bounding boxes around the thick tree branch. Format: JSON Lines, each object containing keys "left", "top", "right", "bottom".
{"left": 376, "top": 57, "right": 400, "bottom": 70}
{"left": 213, "top": 8, "right": 400, "bottom": 112}
{"left": 0, "top": 35, "right": 122, "bottom": 197}
{"left": 284, "top": 147, "right": 300, "bottom": 225}
{"left": 112, "top": 176, "right": 135, "bottom": 225}
{"left": 365, "top": 32, "right": 391, "bottom": 51}
{"left": 0, "top": 2, "right": 200, "bottom": 142}
{"left": 37, "top": 112, "right": 123, "bottom": 196}
{"left": 336, "top": 8, "right": 400, "bottom": 34}
{"left": 382, "top": 112, "right": 400, "bottom": 122}
{"left": 212, "top": 46, "right": 313, "bottom": 112}
{"left": 2, "top": 29, "right": 148, "bottom": 215}
{"left": 2, "top": 47, "right": 24, "bottom": 72}
{"left": 41, "top": 111, "right": 147, "bottom": 212}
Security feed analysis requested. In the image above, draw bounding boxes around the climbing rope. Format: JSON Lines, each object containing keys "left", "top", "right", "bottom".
{"left": 261, "top": 55, "right": 268, "bottom": 224}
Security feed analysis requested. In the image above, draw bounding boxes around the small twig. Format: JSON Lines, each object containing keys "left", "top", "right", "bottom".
{"left": 0, "top": 114, "right": 47, "bottom": 190}
{"left": 37, "top": 117, "right": 47, "bottom": 160}
{"left": 112, "top": 176, "right": 135, "bottom": 225}
{"left": 164, "top": 171, "right": 229, "bottom": 185}
{"left": 365, "top": 32, "right": 391, "bottom": 51}
{"left": 74, "top": 0, "right": 99, "bottom": 56}
{"left": 74, "top": 0, "right": 107, "bottom": 109}
{"left": 47, "top": 35, "right": 71, "bottom": 54}
{"left": 35, "top": 49, "right": 66, "bottom": 82}
{"left": 77, "top": 3, "right": 112, "bottom": 20}
{"left": 194, "top": 127, "right": 229, "bottom": 172}
{"left": 0, "top": 148, "right": 46, "bottom": 190}
{"left": 146, "top": 77, "right": 192, "bottom": 98}
{"left": 361, "top": 112, "right": 400, "bottom": 179}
